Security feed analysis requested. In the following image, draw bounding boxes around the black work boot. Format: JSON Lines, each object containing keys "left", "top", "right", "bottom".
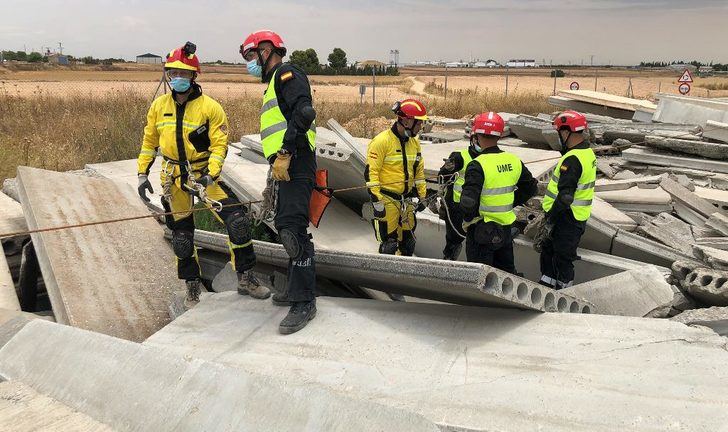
{"left": 237, "top": 271, "right": 271, "bottom": 299}
{"left": 279, "top": 300, "right": 317, "bottom": 335}
{"left": 271, "top": 292, "right": 292, "bottom": 307}
{"left": 185, "top": 279, "right": 202, "bottom": 308}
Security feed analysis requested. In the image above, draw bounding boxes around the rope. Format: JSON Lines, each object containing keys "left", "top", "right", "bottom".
{"left": 1, "top": 125, "right": 721, "bottom": 240}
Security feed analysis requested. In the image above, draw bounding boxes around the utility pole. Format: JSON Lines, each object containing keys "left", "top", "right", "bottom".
{"left": 505, "top": 64, "right": 509, "bottom": 97}
{"left": 590, "top": 55, "right": 594, "bottom": 67}
{"left": 58, "top": 42, "right": 63, "bottom": 55}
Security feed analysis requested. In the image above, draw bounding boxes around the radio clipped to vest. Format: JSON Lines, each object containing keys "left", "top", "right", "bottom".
{"left": 188, "top": 120, "right": 211, "bottom": 152}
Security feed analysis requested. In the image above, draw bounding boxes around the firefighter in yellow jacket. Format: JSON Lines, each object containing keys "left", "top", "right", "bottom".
{"left": 365, "top": 99, "right": 428, "bottom": 257}
{"left": 136, "top": 42, "right": 269, "bottom": 307}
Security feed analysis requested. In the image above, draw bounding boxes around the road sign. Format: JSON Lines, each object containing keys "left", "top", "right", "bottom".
{"left": 678, "top": 69, "right": 694, "bottom": 83}
{"left": 679, "top": 83, "right": 691, "bottom": 95}
{"left": 570, "top": 81, "right": 580, "bottom": 90}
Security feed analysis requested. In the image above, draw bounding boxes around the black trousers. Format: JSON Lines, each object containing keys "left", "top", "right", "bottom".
{"left": 442, "top": 199, "right": 466, "bottom": 259}
{"left": 539, "top": 211, "right": 586, "bottom": 287}
{"left": 166, "top": 182, "right": 256, "bottom": 281}
{"left": 465, "top": 221, "right": 515, "bottom": 273}
{"left": 275, "top": 148, "right": 317, "bottom": 302}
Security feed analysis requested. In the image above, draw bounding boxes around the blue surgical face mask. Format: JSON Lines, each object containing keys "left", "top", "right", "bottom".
{"left": 471, "top": 138, "right": 484, "bottom": 153}
{"left": 170, "top": 77, "right": 191, "bottom": 93}
{"left": 247, "top": 59, "right": 263, "bottom": 78}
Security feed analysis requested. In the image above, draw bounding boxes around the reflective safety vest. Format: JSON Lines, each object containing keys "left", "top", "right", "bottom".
{"left": 473, "top": 152, "right": 522, "bottom": 226}
{"left": 260, "top": 68, "right": 316, "bottom": 158}
{"left": 542, "top": 148, "right": 596, "bottom": 221}
{"left": 452, "top": 148, "right": 473, "bottom": 203}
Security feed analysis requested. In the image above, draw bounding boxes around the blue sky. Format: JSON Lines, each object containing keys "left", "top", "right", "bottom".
{"left": 1, "top": 0, "right": 726, "bottom": 64}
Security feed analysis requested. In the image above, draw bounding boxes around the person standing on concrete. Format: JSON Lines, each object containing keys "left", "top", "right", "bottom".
{"left": 365, "top": 99, "right": 428, "bottom": 258}
{"left": 137, "top": 43, "right": 268, "bottom": 308}
{"left": 536, "top": 110, "right": 596, "bottom": 289}
{"left": 240, "top": 30, "right": 318, "bottom": 334}
{"left": 459, "top": 112, "right": 537, "bottom": 272}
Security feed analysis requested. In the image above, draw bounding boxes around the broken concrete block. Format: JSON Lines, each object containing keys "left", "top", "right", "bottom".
{"left": 692, "top": 245, "right": 728, "bottom": 271}
{"left": 0, "top": 320, "right": 439, "bottom": 432}
{"left": 644, "top": 135, "right": 728, "bottom": 160}
{"left": 703, "top": 120, "right": 728, "bottom": 144}
{"left": 623, "top": 146, "right": 728, "bottom": 174}
{"left": 671, "top": 306, "right": 728, "bottom": 336}
{"left": 146, "top": 292, "right": 728, "bottom": 432}
{"left": 661, "top": 175, "right": 720, "bottom": 219}
{"left": 595, "top": 175, "right": 664, "bottom": 192}
{"left": 596, "top": 186, "right": 672, "bottom": 214}
{"left": 705, "top": 212, "right": 728, "bottom": 236}
{"left": 596, "top": 159, "right": 617, "bottom": 178}
{"left": 638, "top": 213, "right": 695, "bottom": 250}
{"left": 561, "top": 266, "right": 674, "bottom": 317}
{"left": 16, "top": 166, "right": 177, "bottom": 342}
{"left": 682, "top": 267, "right": 728, "bottom": 306}
{"left": 694, "top": 186, "right": 728, "bottom": 212}
{"left": 1, "top": 179, "right": 19, "bottom": 202}
{"left": 0, "top": 247, "right": 20, "bottom": 312}
{"left": 0, "top": 191, "right": 26, "bottom": 235}
{"left": 188, "top": 231, "right": 594, "bottom": 313}
{"left": 612, "top": 228, "right": 698, "bottom": 268}
{"left": 602, "top": 130, "right": 645, "bottom": 145}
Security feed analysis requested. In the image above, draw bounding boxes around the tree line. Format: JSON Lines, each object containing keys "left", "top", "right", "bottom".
{"left": 1, "top": 50, "right": 125, "bottom": 65}
{"left": 288, "top": 47, "right": 399, "bottom": 76}
{"left": 639, "top": 60, "right": 728, "bottom": 71}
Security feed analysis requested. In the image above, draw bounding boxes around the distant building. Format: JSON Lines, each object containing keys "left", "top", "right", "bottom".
{"left": 668, "top": 63, "right": 697, "bottom": 73}
{"left": 485, "top": 59, "right": 499, "bottom": 68}
{"left": 472, "top": 60, "right": 499, "bottom": 68}
{"left": 136, "top": 53, "right": 163, "bottom": 64}
{"left": 445, "top": 61, "right": 468, "bottom": 68}
{"left": 47, "top": 54, "right": 69, "bottom": 65}
{"left": 506, "top": 59, "right": 537, "bottom": 68}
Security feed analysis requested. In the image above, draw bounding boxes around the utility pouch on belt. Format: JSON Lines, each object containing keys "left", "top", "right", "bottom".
{"left": 474, "top": 221, "right": 505, "bottom": 248}
{"left": 309, "top": 169, "right": 333, "bottom": 228}
{"left": 188, "top": 121, "right": 211, "bottom": 152}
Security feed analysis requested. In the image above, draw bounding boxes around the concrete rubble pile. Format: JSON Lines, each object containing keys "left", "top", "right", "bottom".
{"left": 1, "top": 93, "right": 728, "bottom": 430}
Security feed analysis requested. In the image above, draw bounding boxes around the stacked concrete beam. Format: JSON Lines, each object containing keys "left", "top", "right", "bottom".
{"left": 0, "top": 320, "right": 438, "bottom": 432}
{"left": 16, "top": 166, "right": 177, "bottom": 342}
{"left": 623, "top": 146, "right": 728, "bottom": 174}
{"left": 145, "top": 293, "right": 728, "bottom": 432}
{"left": 548, "top": 95, "right": 636, "bottom": 120}
{"left": 189, "top": 230, "right": 594, "bottom": 313}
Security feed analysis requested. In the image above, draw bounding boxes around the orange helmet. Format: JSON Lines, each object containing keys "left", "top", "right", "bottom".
{"left": 165, "top": 42, "right": 201, "bottom": 73}
{"left": 553, "top": 110, "right": 587, "bottom": 132}
{"left": 392, "top": 98, "right": 429, "bottom": 121}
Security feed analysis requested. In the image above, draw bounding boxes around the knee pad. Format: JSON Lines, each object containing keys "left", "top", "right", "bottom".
{"left": 280, "top": 229, "right": 303, "bottom": 261}
{"left": 171, "top": 230, "right": 195, "bottom": 259}
{"left": 379, "top": 238, "right": 399, "bottom": 255}
{"left": 226, "top": 211, "right": 251, "bottom": 245}
{"left": 399, "top": 233, "right": 416, "bottom": 257}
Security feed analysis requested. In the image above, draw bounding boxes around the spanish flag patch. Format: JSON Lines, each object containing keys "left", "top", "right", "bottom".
{"left": 280, "top": 71, "right": 294, "bottom": 82}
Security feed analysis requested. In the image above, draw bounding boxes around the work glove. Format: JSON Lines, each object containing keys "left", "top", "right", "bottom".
{"left": 137, "top": 174, "right": 153, "bottom": 202}
{"left": 407, "top": 197, "right": 426, "bottom": 213}
{"left": 533, "top": 220, "right": 554, "bottom": 253}
{"left": 372, "top": 201, "right": 386, "bottom": 220}
{"left": 196, "top": 174, "right": 214, "bottom": 188}
{"left": 272, "top": 152, "right": 291, "bottom": 181}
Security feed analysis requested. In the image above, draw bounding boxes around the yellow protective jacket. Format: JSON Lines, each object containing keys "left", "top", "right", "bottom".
{"left": 137, "top": 85, "right": 229, "bottom": 179}
{"left": 365, "top": 127, "right": 426, "bottom": 201}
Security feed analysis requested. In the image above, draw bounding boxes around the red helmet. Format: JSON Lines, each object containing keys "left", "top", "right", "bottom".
{"left": 240, "top": 30, "right": 286, "bottom": 58}
{"left": 471, "top": 112, "right": 505, "bottom": 137}
{"left": 392, "top": 98, "right": 429, "bottom": 121}
{"left": 553, "top": 110, "right": 588, "bottom": 133}
{"left": 165, "top": 45, "right": 201, "bottom": 73}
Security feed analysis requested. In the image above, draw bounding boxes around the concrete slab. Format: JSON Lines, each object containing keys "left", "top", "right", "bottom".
{"left": 595, "top": 175, "right": 664, "bottom": 192}
{"left": 0, "top": 249, "right": 20, "bottom": 312}
{"left": 190, "top": 231, "right": 593, "bottom": 313}
{"left": 653, "top": 96, "right": 728, "bottom": 126}
{"left": 16, "top": 166, "right": 177, "bottom": 342}
{"left": 704, "top": 120, "right": 728, "bottom": 143}
{"left": 623, "top": 146, "right": 728, "bottom": 174}
{"left": 661, "top": 176, "right": 719, "bottom": 219}
{"left": 419, "top": 130, "right": 465, "bottom": 143}
{"left": 639, "top": 212, "right": 696, "bottom": 250}
{"left": 86, "top": 157, "right": 164, "bottom": 212}
{"left": 0, "top": 192, "right": 26, "bottom": 235}
{"left": 0, "top": 380, "right": 114, "bottom": 432}
{"left": 221, "top": 153, "right": 379, "bottom": 254}
{"left": 671, "top": 306, "right": 728, "bottom": 336}
{"left": 561, "top": 266, "right": 674, "bottom": 317}
{"left": 612, "top": 228, "right": 697, "bottom": 268}
{"left": 591, "top": 197, "right": 638, "bottom": 230}
{"left": 0, "top": 320, "right": 438, "bottom": 432}
{"left": 596, "top": 186, "right": 672, "bottom": 214}
{"left": 557, "top": 90, "right": 657, "bottom": 113}
{"left": 695, "top": 186, "right": 728, "bottom": 212}
{"left": 507, "top": 116, "right": 560, "bottom": 150}
{"left": 146, "top": 293, "right": 728, "bottom": 432}
{"left": 706, "top": 212, "right": 728, "bottom": 236}
{"left": 692, "top": 244, "right": 728, "bottom": 271}
{"left": 644, "top": 135, "right": 728, "bottom": 160}
{"left": 548, "top": 95, "right": 636, "bottom": 120}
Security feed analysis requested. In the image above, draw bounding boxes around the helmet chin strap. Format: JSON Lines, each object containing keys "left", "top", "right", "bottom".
{"left": 398, "top": 118, "right": 417, "bottom": 138}
{"left": 257, "top": 49, "right": 273, "bottom": 82}
{"left": 559, "top": 130, "right": 572, "bottom": 154}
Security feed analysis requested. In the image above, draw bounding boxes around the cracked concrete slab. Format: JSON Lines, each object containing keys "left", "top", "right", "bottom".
{"left": 188, "top": 231, "right": 594, "bottom": 313}
{"left": 16, "top": 166, "right": 177, "bottom": 342}
{"left": 672, "top": 306, "right": 728, "bottom": 337}
{"left": 145, "top": 292, "right": 728, "bottom": 432}
{"left": 561, "top": 266, "right": 675, "bottom": 317}
{"left": 0, "top": 320, "right": 438, "bottom": 432}
{"left": 644, "top": 135, "right": 728, "bottom": 160}
{"left": 639, "top": 212, "right": 695, "bottom": 250}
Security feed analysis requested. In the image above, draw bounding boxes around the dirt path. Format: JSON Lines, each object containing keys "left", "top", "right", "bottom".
{"left": 407, "top": 76, "right": 442, "bottom": 99}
